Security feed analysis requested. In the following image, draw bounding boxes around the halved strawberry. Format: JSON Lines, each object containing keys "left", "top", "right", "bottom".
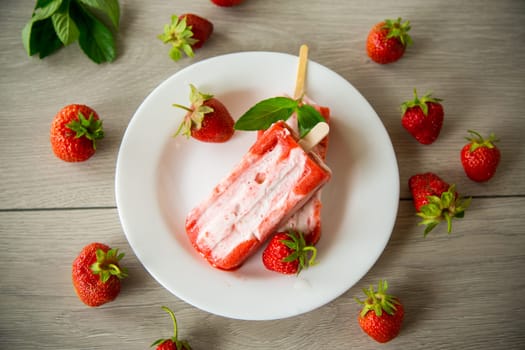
{"left": 173, "top": 84, "right": 234, "bottom": 143}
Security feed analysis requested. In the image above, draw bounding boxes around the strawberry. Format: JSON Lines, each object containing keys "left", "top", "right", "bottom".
{"left": 210, "top": 0, "right": 244, "bottom": 6}
{"left": 72, "top": 243, "right": 128, "bottom": 307}
{"left": 50, "top": 104, "right": 104, "bottom": 162}
{"left": 151, "top": 306, "right": 192, "bottom": 350}
{"left": 366, "top": 18, "right": 412, "bottom": 64}
{"left": 460, "top": 130, "right": 501, "bottom": 182}
{"left": 158, "top": 14, "right": 213, "bottom": 61}
{"left": 409, "top": 172, "right": 471, "bottom": 236}
{"left": 173, "top": 84, "right": 234, "bottom": 143}
{"left": 355, "top": 280, "right": 404, "bottom": 343}
{"left": 401, "top": 89, "right": 444, "bottom": 145}
{"left": 262, "top": 231, "right": 317, "bottom": 275}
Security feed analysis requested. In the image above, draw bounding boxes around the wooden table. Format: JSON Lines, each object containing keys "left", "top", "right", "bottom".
{"left": 1, "top": 1, "right": 524, "bottom": 349}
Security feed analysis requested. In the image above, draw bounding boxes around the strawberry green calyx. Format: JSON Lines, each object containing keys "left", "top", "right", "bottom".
{"left": 282, "top": 231, "right": 317, "bottom": 274}
{"left": 417, "top": 185, "right": 472, "bottom": 236}
{"left": 383, "top": 18, "right": 413, "bottom": 47}
{"left": 158, "top": 15, "right": 197, "bottom": 61}
{"left": 466, "top": 130, "right": 499, "bottom": 152}
{"left": 401, "top": 89, "right": 443, "bottom": 116}
{"left": 66, "top": 112, "right": 104, "bottom": 150}
{"left": 355, "top": 280, "right": 400, "bottom": 318}
{"left": 151, "top": 306, "right": 192, "bottom": 349}
{"left": 173, "top": 84, "right": 214, "bottom": 138}
{"left": 90, "top": 248, "right": 128, "bottom": 283}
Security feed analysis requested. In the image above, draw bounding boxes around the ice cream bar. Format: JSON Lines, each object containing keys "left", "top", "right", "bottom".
{"left": 257, "top": 100, "right": 330, "bottom": 245}
{"left": 185, "top": 120, "right": 332, "bottom": 270}
{"left": 280, "top": 102, "right": 330, "bottom": 244}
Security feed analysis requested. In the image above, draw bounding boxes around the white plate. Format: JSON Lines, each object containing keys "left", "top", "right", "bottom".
{"left": 115, "top": 51, "right": 399, "bottom": 320}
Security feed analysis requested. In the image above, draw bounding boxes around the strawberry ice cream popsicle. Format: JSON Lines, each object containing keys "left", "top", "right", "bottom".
{"left": 272, "top": 101, "right": 330, "bottom": 245}
{"left": 185, "top": 120, "right": 332, "bottom": 270}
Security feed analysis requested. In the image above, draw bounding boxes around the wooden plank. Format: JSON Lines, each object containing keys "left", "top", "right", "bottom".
{"left": 0, "top": 198, "right": 523, "bottom": 349}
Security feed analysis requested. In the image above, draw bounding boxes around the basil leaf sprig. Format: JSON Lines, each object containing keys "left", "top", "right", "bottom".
{"left": 234, "top": 96, "right": 326, "bottom": 138}
{"left": 22, "top": 0, "right": 120, "bottom": 64}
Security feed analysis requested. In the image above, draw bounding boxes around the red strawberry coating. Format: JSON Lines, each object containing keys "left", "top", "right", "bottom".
{"left": 173, "top": 84, "right": 234, "bottom": 143}
{"left": 460, "top": 130, "right": 501, "bottom": 182}
{"left": 72, "top": 243, "right": 127, "bottom": 307}
{"left": 401, "top": 89, "right": 444, "bottom": 145}
{"left": 50, "top": 104, "right": 104, "bottom": 162}
{"left": 356, "top": 280, "right": 404, "bottom": 343}
{"left": 409, "top": 172, "right": 471, "bottom": 235}
{"left": 262, "top": 231, "right": 317, "bottom": 275}
{"left": 210, "top": 0, "right": 244, "bottom": 6}
{"left": 366, "top": 18, "right": 412, "bottom": 64}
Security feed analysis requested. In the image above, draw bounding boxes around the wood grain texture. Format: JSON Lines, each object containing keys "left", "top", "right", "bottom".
{"left": 0, "top": 201, "right": 524, "bottom": 349}
{"left": 1, "top": 0, "right": 525, "bottom": 349}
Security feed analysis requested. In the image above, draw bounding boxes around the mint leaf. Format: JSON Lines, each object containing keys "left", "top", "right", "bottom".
{"left": 22, "top": 18, "right": 64, "bottom": 58}
{"left": 22, "top": 0, "right": 63, "bottom": 56}
{"left": 296, "top": 104, "right": 326, "bottom": 138}
{"left": 52, "top": 1, "right": 79, "bottom": 45}
{"left": 77, "top": 0, "right": 120, "bottom": 28}
{"left": 32, "top": 0, "right": 63, "bottom": 21}
{"left": 71, "top": 1, "right": 116, "bottom": 63}
{"left": 234, "top": 97, "right": 298, "bottom": 131}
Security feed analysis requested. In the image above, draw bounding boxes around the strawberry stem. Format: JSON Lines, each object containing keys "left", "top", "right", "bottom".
{"left": 466, "top": 130, "right": 499, "bottom": 152}
{"left": 66, "top": 111, "right": 104, "bottom": 150}
{"left": 401, "top": 89, "right": 443, "bottom": 116}
{"left": 417, "top": 185, "right": 472, "bottom": 236}
{"left": 90, "top": 248, "right": 128, "bottom": 283}
{"left": 355, "top": 280, "right": 400, "bottom": 318}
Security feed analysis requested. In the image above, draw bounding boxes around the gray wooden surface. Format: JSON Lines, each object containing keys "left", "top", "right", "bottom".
{"left": 1, "top": 0, "right": 525, "bottom": 349}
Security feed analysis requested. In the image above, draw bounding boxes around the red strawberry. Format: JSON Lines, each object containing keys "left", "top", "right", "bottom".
{"left": 72, "top": 243, "right": 128, "bottom": 307}
{"left": 366, "top": 18, "right": 412, "bottom": 64}
{"left": 409, "top": 172, "right": 471, "bottom": 236}
{"left": 158, "top": 14, "right": 213, "bottom": 61}
{"left": 173, "top": 84, "right": 234, "bottom": 143}
{"left": 460, "top": 130, "right": 501, "bottom": 182}
{"left": 210, "top": 0, "right": 244, "bottom": 6}
{"left": 262, "top": 231, "right": 317, "bottom": 275}
{"left": 355, "top": 280, "right": 404, "bottom": 343}
{"left": 50, "top": 104, "right": 104, "bottom": 162}
{"left": 151, "top": 306, "right": 192, "bottom": 350}
{"left": 401, "top": 89, "right": 444, "bottom": 145}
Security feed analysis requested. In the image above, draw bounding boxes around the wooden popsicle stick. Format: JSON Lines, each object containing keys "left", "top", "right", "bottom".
{"left": 298, "top": 121, "right": 330, "bottom": 152}
{"left": 294, "top": 44, "right": 309, "bottom": 99}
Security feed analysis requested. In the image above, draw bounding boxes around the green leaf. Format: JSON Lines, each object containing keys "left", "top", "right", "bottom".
{"left": 296, "top": 104, "right": 326, "bottom": 138}
{"left": 51, "top": 1, "right": 79, "bottom": 45}
{"left": 77, "top": 0, "right": 120, "bottom": 28}
{"left": 32, "top": 0, "right": 63, "bottom": 21}
{"left": 22, "top": 18, "right": 64, "bottom": 58}
{"left": 71, "top": 1, "right": 116, "bottom": 63}
{"left": 22, "top": 0, "right": 63, "bottom": 56}
{"left": 234, "top": 97, "right": 299, "bottom": 131}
